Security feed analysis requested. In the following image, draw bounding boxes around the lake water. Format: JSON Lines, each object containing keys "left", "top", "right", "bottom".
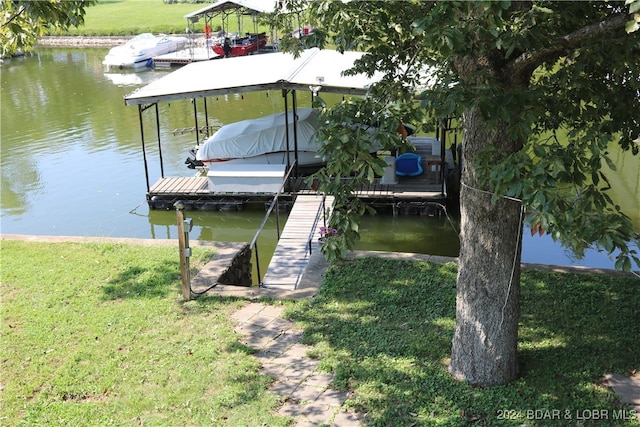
{"left": 1, "top": 47, "right": 638, "bottom": 271}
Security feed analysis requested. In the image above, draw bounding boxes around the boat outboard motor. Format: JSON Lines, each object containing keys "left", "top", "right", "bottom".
{"left": 185, "top": 156, "right": 204, "bottom": 169}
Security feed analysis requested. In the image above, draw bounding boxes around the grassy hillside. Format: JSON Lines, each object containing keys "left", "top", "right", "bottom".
{"left": 56, "top": 0, "right": 269, "bottom": 36}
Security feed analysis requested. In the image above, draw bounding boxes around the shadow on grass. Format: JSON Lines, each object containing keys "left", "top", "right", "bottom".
{"left": 226, "top": 340, "right": 256, "bottom": 356}
{"left": 518, "top": 270, "right": 639, "bottom": 393}
{"left": 286, "top": 256, "right": 640, "bottom": 426}
{"left": 101, "top": 260, "right": 180, "bottom": 300}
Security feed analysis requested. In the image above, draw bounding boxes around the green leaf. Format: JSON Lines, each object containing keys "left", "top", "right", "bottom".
{"left": 534, "top": 191, "right": 546, "bottom": 207}
{"left": 532, "top": 5, "right": 554, "bottom": 14}
{"left": 627, "top": 0, "right": 640, "bottom": 14}
{"left": 615, "top": 256, "right": 632, "bottom": 272}
{"left": 625, "top": 17, "right": 640, "bottom": 33}
{"left": 601, "top": 234, "right": 614, "bottom": 253}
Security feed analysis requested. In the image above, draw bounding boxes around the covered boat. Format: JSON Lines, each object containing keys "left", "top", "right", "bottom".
{"left": 103, "top": 33, "right": 189, "bottom": 70}
{"left": 186, "top": 107, "right": 386, "bottom": 174}
{"left": 189, "top": 108, "right": 324, "bottom": 171}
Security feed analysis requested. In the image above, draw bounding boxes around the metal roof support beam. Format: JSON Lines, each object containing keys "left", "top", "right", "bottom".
{"left": 203, "top": 97, "right": 210, "bottom": 139}
{"left": 138, "top": 105, "right": 150, "bottom": 193}
{"left": 291, "top": 90, "right": 300, "bottom": 178}
{"left": 282, "top": 88, "right": 291, "bottom": 171}
{"left": 136, "top": 102, "right": 164, "bottom": 194}
{"left": 279, "top": 89, "right": 303, "bottom": 178}
{"left": 192, "top": 97, "right": 200, "bottom": 146}
{"left": 155, "top": 103, "right": 164, "bottom": 179}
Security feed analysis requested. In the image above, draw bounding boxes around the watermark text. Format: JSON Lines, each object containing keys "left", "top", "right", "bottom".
{"left": 497, "top": 408, "right": 637, "bottom": 421}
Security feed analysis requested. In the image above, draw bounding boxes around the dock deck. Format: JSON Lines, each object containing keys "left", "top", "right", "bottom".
{"left": 261, "top": 194, "right": 334, "bottom": 290}
{"left": 153, "top": 47, "right": 220, "bottom": 68}
{"left": 146, "top": 139, "right": 450, "bottom": 212}
{"left": 147, "top": 173, "right": 445, "bottom": 212}
{"left": 149, "top": 176, "right": 209, "bottom": 195}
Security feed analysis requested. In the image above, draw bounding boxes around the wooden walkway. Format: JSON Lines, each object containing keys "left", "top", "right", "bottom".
{"left": 261, "top": 194, "right": 334, "bottom": 290}
{"left": 149, "top": 176, "right": 209, "bottom": 195}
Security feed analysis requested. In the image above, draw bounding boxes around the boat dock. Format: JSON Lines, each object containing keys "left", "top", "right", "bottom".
{"left": 153, "top": 46, "right": 220, "bottom": 68}
{"left": 146, "top": 139, "right": 450, "bottom": 214}
{"left": 261, "top": 194, "right": 334, "bottom": 289}
{"left": 153, "top": 45, "right": 279, "bottom": 68}
{"left": 147, "top": 172, "right": 446, "bottom": 214}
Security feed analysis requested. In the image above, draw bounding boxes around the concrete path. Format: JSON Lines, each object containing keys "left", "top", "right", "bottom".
{"left": 231, "top": 302, "right": 361, "bottom": 426}
{"left": 602, "top": 373, "right": 640, "bottom": 421}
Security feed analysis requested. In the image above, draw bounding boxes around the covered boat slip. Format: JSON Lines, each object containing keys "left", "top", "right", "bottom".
{"left": 124, "top": 47, "right": 447, "bottom": 210}
{"left": 155, "top": 0, "right": 279, "bottom": 67}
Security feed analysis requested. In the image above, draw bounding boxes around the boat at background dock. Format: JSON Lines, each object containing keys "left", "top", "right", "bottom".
{"left": 102, "top": 33, "right": 189, "bottom": 70}
{"left": 211, "top": 32, "right": 268, "bottom": 57}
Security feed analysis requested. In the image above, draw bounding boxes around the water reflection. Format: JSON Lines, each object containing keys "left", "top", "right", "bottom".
{"left": 357, "top": 214, "right": 460, "bottom": 257}
{"left": 145, "top": 207, "right": 281, "bottom": 242}
{"left": 103, "top": 70, "right": 167, "bottom": 87}
{"left": 144, "top": 207, "right": 282, "bottom": 285}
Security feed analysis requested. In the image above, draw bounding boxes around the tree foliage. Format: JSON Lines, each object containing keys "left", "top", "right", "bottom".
{"left": 1, "top": 0, "right": 96, "bottom": 57}
{"left": 269, "top": 0, "right": 640, "bottom": 271}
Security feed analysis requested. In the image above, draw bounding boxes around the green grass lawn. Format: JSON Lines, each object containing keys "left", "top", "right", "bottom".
{"left": 55, "top": 0, "right": 270, "bottom": 36}
{"left": 0, "top": 240, "right": 289, "bottom": 426}
{"left": 284, "top": 257, "right": 640, "bottom": 426}
{"left": 2, "top": 241, "right": 638, "bottom": 426}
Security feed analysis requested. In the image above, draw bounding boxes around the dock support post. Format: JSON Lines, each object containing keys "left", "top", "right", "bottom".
{"left": 175, "top": 201, "right": 193, "bottom": 300}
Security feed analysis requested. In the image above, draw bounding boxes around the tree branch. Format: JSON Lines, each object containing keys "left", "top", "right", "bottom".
{"left": 508, "top": 13, "right": 629, "bottom": 81}
{"left": 1, "top": 5, "right": 26, "bottom": 29}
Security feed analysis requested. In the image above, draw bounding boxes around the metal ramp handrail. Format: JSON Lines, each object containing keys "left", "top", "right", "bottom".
{"left": 305, "top": 194, "right": 329, "bottom": 256}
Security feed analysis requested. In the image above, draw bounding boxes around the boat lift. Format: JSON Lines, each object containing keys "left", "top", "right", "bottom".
{"left": 123, "top": 48, "right": 452, "bottom": 213}
{"left": 124, "top": 49, "right": 393, "bottom": 205}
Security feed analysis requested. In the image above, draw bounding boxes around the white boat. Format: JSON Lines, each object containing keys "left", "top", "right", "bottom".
{"left": 188, "top": 108, "right": 325, "bottom": 172}
{"left": 103, "top": 33, "right": 189, "bottom": 70}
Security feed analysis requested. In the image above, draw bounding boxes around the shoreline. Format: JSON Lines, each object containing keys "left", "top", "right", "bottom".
{"left": 37, "top": 34, "right": 203, "bottom": 48}
{"left": 3, "top": 233, "right": 637, "bottom": 277}
{"left": 37, "top": 35, "right": 134, "bottom": 47}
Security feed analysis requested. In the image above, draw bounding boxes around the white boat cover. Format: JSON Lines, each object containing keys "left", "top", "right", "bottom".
{"left": 196, "top": 108, "right": 321, "bottom": 161}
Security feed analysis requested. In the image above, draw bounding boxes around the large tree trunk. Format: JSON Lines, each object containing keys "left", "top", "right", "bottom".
{"left": 449, "top": 107, "right": 524, "bottom": 386}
